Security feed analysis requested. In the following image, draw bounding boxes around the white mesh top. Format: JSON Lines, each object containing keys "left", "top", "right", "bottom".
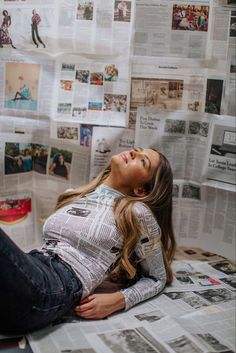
{"left": 42, "top": 184, "right": 167, "bottom": 310}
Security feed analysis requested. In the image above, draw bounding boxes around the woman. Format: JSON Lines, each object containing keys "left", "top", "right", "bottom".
{"left": 0, "top": 148, "right": 176, "bottom": 334}
{"left": 13, "top": 76, "right": 32, "bottom": 101}
{"left": 49, "top": 153, "right": 69, "bottom": 179}
{"left": 0, "top": 10, "right": 16, "bottom": 49}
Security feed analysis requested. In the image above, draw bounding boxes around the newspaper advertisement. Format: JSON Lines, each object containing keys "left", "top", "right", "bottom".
{"left": 205, "top": 115, "right": 236, "bottom": 185}
{"left": 90, "top": 126, "right": 135, "bottom": 180}
{"left": 53, "top": 55, "right": 131, "bottom": 127}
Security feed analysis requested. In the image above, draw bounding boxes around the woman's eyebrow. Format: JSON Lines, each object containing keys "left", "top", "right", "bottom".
{"left": 136, "top": 147, "right": 151, "bottom": 169}
{"left": 144, "top": 154, "right": 152, "bottom": 170}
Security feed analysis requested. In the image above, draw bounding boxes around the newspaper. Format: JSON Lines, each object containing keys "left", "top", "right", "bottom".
{"left": 59, "top": 0, "right": 135, "bottom": 55}
{"left": 0, "top": 0, "right": 235, "bottom": 351}
{"left": 0, "top": 54, "right": 56, "bottom": 120}
{"left": 90, "top": 126, "right": 135, "bottom": 179}
{"left": 0, "top": 127, "right": 91, "bottom": 250}
{"left": 134, "top": 0, "right": 210, "bottom": 59}
{"left": 135, "top": 107, "right": 235, "bottom": 186}
{"left": 28, "top": 287, "right": 236, "bottom": 352}
{"left": 134, "top": 107, "right": 235, "bottom": 260}
{"left": 26, "top": 254, "right": 236, "bottom": 352}
{"left": 129, "top": 57, "right": 227, "bottom": 128}
{"left": 52, "top": 54, "right": 131, "bottom": 127}
{"left": 0, "top": 0, "right": 135, "bottom": 55}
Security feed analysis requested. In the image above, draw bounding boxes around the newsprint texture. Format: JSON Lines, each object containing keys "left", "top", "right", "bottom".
{"left": 0, "top": 0, "right": 235, "bottom": 352}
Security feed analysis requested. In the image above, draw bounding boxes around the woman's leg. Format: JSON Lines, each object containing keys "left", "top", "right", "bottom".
{"left": 0, "top": 228, "right": 82, "bottom": 334}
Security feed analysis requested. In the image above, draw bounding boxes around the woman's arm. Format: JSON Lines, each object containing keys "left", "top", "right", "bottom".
{"left": 120, "top": 203, "right": 167, "bottom": 310}
{"left": 49, "top": 163, "right": 56, "bottom": 174}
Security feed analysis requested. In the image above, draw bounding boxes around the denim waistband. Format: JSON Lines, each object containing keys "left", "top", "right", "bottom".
{"left": 29, "top": 249, "right": 83, "bottom": 294}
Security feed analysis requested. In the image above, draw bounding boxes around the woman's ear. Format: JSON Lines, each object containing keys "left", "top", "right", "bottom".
{"left": 133, "top": 187, "right": 147, "bottom": 197}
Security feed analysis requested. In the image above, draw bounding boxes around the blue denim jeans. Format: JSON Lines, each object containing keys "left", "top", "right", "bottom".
{"left": 0, "top": 228, "right": 83, "bottom": 334}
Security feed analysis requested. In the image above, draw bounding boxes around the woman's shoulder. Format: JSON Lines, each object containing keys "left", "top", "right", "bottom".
{"left": 133, "top": 201, "right": 155, "bottom": 218}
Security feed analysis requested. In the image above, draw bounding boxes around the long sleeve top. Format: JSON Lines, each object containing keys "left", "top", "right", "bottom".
{"left": 42, "top": 184, "right": 167, "bottom": 310}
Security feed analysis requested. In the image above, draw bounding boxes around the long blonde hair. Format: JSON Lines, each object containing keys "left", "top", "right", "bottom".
{"left": 55, "top": 150, "right": 176, "bottom": 285}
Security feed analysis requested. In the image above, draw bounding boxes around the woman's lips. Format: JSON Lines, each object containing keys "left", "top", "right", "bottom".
{"left": 121, "top": 153, "right": 128, "bottom": 163}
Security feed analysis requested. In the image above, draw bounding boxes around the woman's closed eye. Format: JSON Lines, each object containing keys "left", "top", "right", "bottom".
{"left": 141, "top": 158, "right": 146, "bottom": 167}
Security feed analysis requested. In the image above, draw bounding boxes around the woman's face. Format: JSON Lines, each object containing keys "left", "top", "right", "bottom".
{"left": 108, "top": 148, "right": 160, "bottom": 194}
{"left": 58, "top": 155, "right": 64, "bottom": 164}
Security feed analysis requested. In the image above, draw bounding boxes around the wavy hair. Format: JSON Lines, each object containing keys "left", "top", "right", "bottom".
{"left": 55, "top": 149, "right": 176, "bottom": 285}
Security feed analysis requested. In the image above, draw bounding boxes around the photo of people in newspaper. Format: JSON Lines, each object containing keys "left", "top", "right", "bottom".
{"left": 75, "top": 69, "right": 90, "bottom": 83}
{"left": 57, "top": 127, "right": 78, "bottom": 140}
{"left": 31, "top": 143, "right": 49, "bottom": 175}
{"left": 175, "top": 271, "right": 220, "bottom": 286}
{"left": 104, "top": 64, "right": 118, "bottom": 82}
{"left": 5, "top": 142, "right": 33, "bottom": 175}
{"left": 131, "top": 78, "right": 183, "bottom": 115}
{"left": 165, "top": 291, "right": 209, "bottom": 309}
{"left": 219, "top": 276, "right": 236, "bottom": 289}
{"left": 196, "top": 333, "right": 231, "bottom": 352}
{"left": 194, "top": 288, "right": 236, "bottom": 304}
{"left": 31, "top": 9, "right": 46, "bottom": 48}
{"left": 172, "top": 4, "right": 209, "bottom": 31}
{"left": 48, "top": 147, "right": 72, "bottom": 180}
{"left": 164, "top": 119, "right": 186, "bottom": 134}
{"left": 0, "top": 196, "right": 31, "bottom": 225}
{"left": 182, "top": 184, "right": 200, "bottom": 200}
{"left": 57, "top": 103, "right": 72, "bottom": 114}
{"left": 114, "top": 1, "right": 131, "bottom": 22}
{"left": 98, "top": 328, "right": 160, "bottom": 353}
{"left": 229, "top": 11, "right": 236, "bottom": 37}
{"left": 0, "top": 9, "right": 16, "bottom": 49}
{"left": 72, "top": 106, "right": 87, "bottom": 118}
{"left": 167, "top": 335, "right": 203, "bottom": 353}
{"left": 60, "top": 80, "right": 73, "bottom": 91}
{"left": 188, "top": 121, "right": 209, "bottom": 137}
{"left": 104, "top": 94, "right": 127, "bottom": 112}
{"left": 90, "top": 72, "right": 103, "bottom": 85}
{"left": 205, "top": 79, "right": 223, "bottom": 115}
{"left": 95, "top": 138, "right": 111, "bottom": 153}
{"left": 77, "top": 1, "right": 93, "bottom": 21}
{"left": 80, "top": 125, "right": 93, "bottom": 147}
{"left": 210, "top": 260, "right": 236, "bottom": 275}
{"left": 4, "top": 62, "right": 40, "bottom": 111}
{"left": 134, "top": 310, "right": 165, "bottom": 323}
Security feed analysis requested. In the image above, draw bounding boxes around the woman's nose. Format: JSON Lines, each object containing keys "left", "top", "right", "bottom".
{"left": 130, "top": 150, "right": 136, "bottom": 159}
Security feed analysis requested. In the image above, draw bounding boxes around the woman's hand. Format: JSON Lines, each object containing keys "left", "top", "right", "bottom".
{"left": 74, "top": 292, "right": 125, "bottom": 319}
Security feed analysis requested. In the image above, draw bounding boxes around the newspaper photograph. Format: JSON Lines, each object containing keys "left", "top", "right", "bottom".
{"left": 0, "top": 55, "right": 55, "bottom": 119}
{"left": 0, "top": 2, "right": 55, "bottom": 51}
